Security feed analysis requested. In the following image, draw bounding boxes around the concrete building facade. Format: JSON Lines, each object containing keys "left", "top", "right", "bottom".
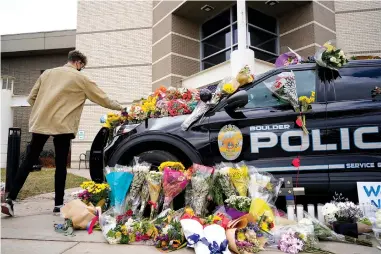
{"left": 1, "top": 0, "right": 380, "bottom": 168}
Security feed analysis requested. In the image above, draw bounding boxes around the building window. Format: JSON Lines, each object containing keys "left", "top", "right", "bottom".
{"left": 201, "top": 5, "right": 278, "bottom": 70}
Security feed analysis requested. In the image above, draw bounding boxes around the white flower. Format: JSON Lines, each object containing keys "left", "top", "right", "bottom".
{"left": 124, "top": 218, "right": 134, "bottom": 230}
{"left": 162, "top": 225, "right": 173, "bottom": 235}
{"left": 339, "top": 50, "right": 344, "bottom": 56}
{"left": 337, "top": 63, "right": 342, "bottom": 67}
{"left": 330, "top": 57, "right": 337, "bottom": 63}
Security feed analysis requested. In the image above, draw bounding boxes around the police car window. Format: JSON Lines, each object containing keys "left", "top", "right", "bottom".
{"left": 332, "top": 66, "right": 381, "bottom": 101}
{"left": 245, "top": 70, "right": 317, "bottom": 108}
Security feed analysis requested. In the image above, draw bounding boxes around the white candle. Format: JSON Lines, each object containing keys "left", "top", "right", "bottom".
{"left": 296, "top": 205, "right": 304, "bottom": 221}
{"left": 307, "top": 204, "right": 315, "bottom": 218}
{"left": 317, "top": 203, "right": 324, "bottom": 223}
{"left": 287, "top": 205, "right": 295, "bottom": 221}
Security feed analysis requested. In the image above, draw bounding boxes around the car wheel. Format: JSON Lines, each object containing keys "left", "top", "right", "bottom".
{"left": 135, "top": 150, "right": 179, "bottom": 170}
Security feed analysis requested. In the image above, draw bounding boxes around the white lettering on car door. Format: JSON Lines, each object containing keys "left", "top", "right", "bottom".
{"left": 312, "top": 129, "right": 337, "bottom": 151}
{"left": 354, "top": 127, "right": 381, "bottom": 149}
{"left": 250, "top": 132, "right": 277, "bottom": 153}
{"left": 340, "top": 128, "right": 350, "bottom": 150}
{"left": 281, "top": 130, "right": 309, "bottom": 152}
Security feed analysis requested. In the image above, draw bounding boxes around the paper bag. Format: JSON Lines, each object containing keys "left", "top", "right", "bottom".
{"left": 61, "top": 199, "right": 97, "bottom": 229}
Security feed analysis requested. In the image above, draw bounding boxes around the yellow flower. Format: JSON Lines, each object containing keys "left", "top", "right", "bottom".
{"left": 324, "top": 42, "right": 336, "bottom": 53}
{"left": 115, "top": 232, "right": 122, "bottom": 238}
{"left": 222, "top": 83, "right": 235, "bottom": 94}
{"left": 237, "top": 232, "right": 246, "bottom": 241}
{"left": 298, "top": 96, "right": 307, "bottom": 102}
{"left": 311, "top": 91, "right": 315, "bottom": 97}
{"left": 158, "top": 161, "right": 185, "bottom": 171}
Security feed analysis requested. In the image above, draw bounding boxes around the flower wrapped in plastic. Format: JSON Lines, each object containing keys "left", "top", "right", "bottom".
{"left": 315, "top": 40, "right": 348, "bottom": 83}
{"left": 181, "top": 101, "right": 210, "bottom": 131}
{"left": 125, "top": 157, "right": 151, "bottom": 211}
{"left": 275, "top": 48, "right": 302, "bottom": 68}
{"left": 79, "top": 180, "right": 110, "bottom": 211}
{"left": 137, "top": 182, "right": 150, "bottom": 218}
{"left": 302, "top": 212, "right": 373, "bottom": 247}
{"left": 226, "top": 222, "right": 266, "bottom": 254}
{"left": 158, "top": 161, "right": 185, "bottom": 172}
{"left": 215, "top": 162, "right": 237, "bottom": 198}
{"left": 146, "top": 171, "right": 163, "bottom": 219}
{"left": 229, "top": 162, "right": 249, "bottom": 197}
{"left": 162, "top": 167, "right": 189, "bottom": 210}
{"left": 225, "top": 195, "right": 251, "bottom": 213}
{"left": 273, "top": 223, "right": 335, "bottom": 254}
{"left": 190, "top": 164, "right": 214, "bottom": 216}
{"left": 235, "top": 65, "right": 254, "bottom": 86}
{"left": 248, "top": 166, "right": 283, "bottom": 205}
{"left": 154, "top": 209, "right": 187, "bottom": 252}
{"left": 104, "top": 166, "right": 133, "bottom": 214}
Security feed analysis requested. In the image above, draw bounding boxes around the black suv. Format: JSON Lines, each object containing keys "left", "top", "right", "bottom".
{"left": 90, "top": 60, "right": 381, "bottom": 206}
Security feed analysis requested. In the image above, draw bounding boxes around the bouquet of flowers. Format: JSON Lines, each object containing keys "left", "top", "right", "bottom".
{"left": 225, "top": 195, "right": 251, "bottom": 213}
{"left": 146, "top": 171, "right": 163, "bottom": 219}
{"left": 229, "top": 162, "right": 249, "bottom": 197}
{"left": 137, "top": 182, "right": 150, "bottom": 218}
{"left": 236, "top": 65, "right": 254, "bottom": 86}
{"left": 275, "top": 48, "right": 302, "bottom": 68}
{"left": 181, "top": 101, "right": 210, "bottom": 131}
{"left": 79, "top": 181, "right": 110, "bottom": 210}
{"left": 128, "top": 104, "right": 147, "bottom": 122}
{"left": 154, "top": 209, "right": 187, "bottom": 252}
{"left": 215, "top": 163, "right": 237, "bottom": 199}
{"left": 158, "top": 161, "right": 185, "bottom": 172}
{"left": 248, "top": 167, "right": 283, "bottom": 204}
{"left": 125, "top": 158, "right": 151, "bottom": 211}
{"left": 301, "top": 213, "right": 373, "bottom": 247}
{"left": 162, "top": 167, "right": 189, "bottom": 210}
{"left": 322, "top": 193, "right": 363, "bottom": 224}
{"left": 315, "top": 41, "right": 348, "bottom": 71}
{"left": 226, "top": 222, "right": 266, "bottom": 254}
{"left": 315, "top": 40, "right": 348, "bottom": 83}
{"left": 105, "top": 218, "right": 158, "bottom": 245}
{"left": 298, "top": 91, "right": 315, "bottom": 134}
{"left": 104, "top": 166, "right": 133, "bottom": 214}
{"left": 191, "top": 164, "right": 214, "bottom": 216}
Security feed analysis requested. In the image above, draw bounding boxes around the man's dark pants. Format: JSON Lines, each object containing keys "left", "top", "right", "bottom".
{"left": 8, "top": 133, "right": 73, "bottom": 206}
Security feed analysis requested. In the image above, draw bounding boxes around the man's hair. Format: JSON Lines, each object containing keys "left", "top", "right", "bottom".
{"left": 68, "top": 50, "right": 88, "bottom": 65}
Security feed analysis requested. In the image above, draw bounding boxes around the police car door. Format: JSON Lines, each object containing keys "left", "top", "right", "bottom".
{"left": 325, "top": 64, "right": 381, "bottom": 202}
{"left": 208, "top": 67, "right": 329, "bottom": 203}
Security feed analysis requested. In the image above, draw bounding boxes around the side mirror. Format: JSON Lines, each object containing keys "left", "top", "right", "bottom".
{"left": 224, "top": 90, "right": 248, "bottom": 111}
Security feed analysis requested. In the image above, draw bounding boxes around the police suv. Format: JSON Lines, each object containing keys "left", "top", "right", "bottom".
{"left": 90, "top": 60, "right": 381, "bottom": 206}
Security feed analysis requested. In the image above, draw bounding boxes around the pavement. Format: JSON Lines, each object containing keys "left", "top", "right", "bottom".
{"left": 1, "top": 168, "right": 380, "bottom": 254}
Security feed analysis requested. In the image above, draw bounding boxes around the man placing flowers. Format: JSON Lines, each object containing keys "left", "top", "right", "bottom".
{"left": 1, "top": 50, "right": 125, "bottom": 216}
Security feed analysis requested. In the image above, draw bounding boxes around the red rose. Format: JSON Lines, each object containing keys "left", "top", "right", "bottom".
{"left": 126, "top": 209, "right": 133, "bottom": 216}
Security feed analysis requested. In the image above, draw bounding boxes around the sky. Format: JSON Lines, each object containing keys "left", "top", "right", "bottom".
{"left": 0, "top": 0, "right": 77, "bottom": 35}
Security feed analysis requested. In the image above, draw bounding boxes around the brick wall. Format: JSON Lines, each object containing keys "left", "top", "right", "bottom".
{"left": 1, "top": 53, "right": 69, "bottom": 95}
{"left": 335, "top": 1, "right": 381, "bottom": 57}
{"left": 152, "top": 2, "right": 201, "bottom": 90}
{"left": 73, "top": 0, "right": 153, "bottom": 165}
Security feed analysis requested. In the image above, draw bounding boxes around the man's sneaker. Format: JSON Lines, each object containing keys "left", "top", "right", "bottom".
{"left": 53, "top": 205, "right": 63, "bottom": 214}
{"left": 1, "top": 199, "right": 14, "bottom": 216}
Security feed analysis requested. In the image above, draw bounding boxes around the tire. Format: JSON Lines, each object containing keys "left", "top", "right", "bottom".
{"left": 135, "top": 150, "right": 179, "bottom": 170}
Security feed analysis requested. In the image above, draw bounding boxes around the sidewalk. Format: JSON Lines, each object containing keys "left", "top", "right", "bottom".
{"left": 1, "top": 185, "right": 380, "bottom": 253}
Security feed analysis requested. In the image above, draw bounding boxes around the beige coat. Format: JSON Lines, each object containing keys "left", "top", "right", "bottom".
{"left": 27, "top": 63, "right": 123, "bottom": 136}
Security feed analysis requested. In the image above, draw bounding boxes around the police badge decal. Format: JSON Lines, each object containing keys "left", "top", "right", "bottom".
{"left": 218, "top": 124, "right": 243, "bottom": 161}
